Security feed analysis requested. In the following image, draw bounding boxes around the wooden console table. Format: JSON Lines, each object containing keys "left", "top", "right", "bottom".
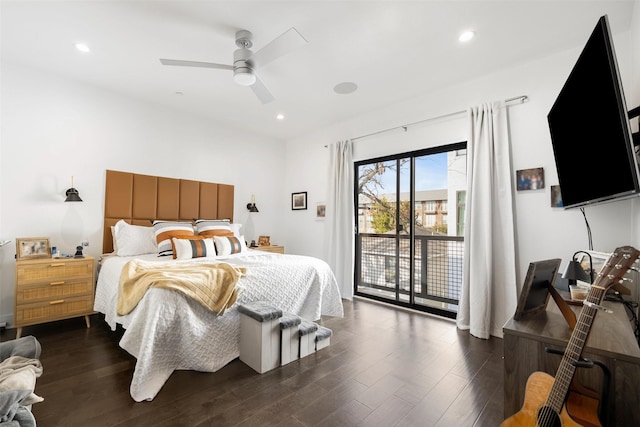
{"left": 503, "top": 299, "right": 640, "bottom": 426}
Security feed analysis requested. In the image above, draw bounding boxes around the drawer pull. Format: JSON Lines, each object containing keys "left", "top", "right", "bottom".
{"left": 49, "top": 299, "right": 65, "bottom": 305}
{"left": 50, "top": 281, "right": 65, "bottom": 286}
{"left": 50, "top": 263, "right": 65, "bottom": 267}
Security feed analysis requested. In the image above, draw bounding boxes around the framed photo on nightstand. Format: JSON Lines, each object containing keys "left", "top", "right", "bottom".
{"left": 16, "top": 237, "right": 51, "bottom": 260}
{"left": 258, "top": 235, "right": 271, "bottom": 246}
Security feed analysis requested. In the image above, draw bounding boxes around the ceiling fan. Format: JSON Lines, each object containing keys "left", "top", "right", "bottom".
{"left": 160, "top": 27, "right": 307, "bottom": 104}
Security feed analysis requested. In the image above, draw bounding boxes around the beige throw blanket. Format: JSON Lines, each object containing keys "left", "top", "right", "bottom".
{"left": 117, "top": 259, "right": 246, "bottom": 316}
{"left": 0, "top": 356, "right": 44, "bottom": 407}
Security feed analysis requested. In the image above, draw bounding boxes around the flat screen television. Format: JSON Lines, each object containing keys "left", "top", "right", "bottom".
{"left": 547, "top": 15, "right": 640, "bottom": 209}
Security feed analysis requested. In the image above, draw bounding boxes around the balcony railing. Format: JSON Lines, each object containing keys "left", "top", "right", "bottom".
{"left": 356, "top": 233, "right": 464, "bottom": 312}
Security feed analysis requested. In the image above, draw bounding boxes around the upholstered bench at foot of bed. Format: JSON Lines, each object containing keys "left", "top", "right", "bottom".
{"left": 238, "top": 302, "right": 283, "bottom": 373}
{"left": 279, "top": 313, "right": 302, "bottom": 366}
{"left": 315, "top": 325, "right": 332, "bottom": 351}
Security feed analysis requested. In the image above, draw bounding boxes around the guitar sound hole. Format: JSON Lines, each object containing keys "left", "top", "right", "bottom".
{"left": 536, "top": 405, "right": 561, "bottom": 427}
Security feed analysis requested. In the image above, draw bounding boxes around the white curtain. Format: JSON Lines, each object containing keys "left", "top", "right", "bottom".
{"left": 325, "top": 140, "right": 354, "bottom": 299}
{"left": 456, "top": 101, "right": 518, "bottom": 339}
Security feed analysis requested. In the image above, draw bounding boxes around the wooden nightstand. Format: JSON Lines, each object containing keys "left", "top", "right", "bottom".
{"left": 251, "top": 245, "right": 284, "bottom": 254}
{"left": 14, "top": 256, "right": 95, "bottom": 338}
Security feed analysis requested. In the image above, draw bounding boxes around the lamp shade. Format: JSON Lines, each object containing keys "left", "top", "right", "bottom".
{"left": 246, "top": 194, "right": 258, "bottom": 212}
{"left": 64, "top": 176, "right": 83, "bottom": 202}
{"left": 562, "top": 260, "right": 590, "bottom": 283}
{"left": 65, "top": 187, "right": 82, "bottom": 202}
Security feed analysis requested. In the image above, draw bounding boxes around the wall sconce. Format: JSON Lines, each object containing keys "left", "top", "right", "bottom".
{"left": 64, "top": 176, "right": 83, "bottom": 202}
{"left": 562, "top": 250, "right": 593, "bottom": 286}
{"left": 246, "top": 194, "right": 258, "bottom": 212}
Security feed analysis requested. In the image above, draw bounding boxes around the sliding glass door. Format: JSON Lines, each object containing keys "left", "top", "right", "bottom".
{"left": 354, "top": 143, "right": 466, "bottom": 318}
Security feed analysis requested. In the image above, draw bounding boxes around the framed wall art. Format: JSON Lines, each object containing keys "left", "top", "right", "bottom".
{"left": 516, "top": 167, "right": 545, "bottom": 191}
{"left": 550, "top": 185, "right": 563, "bottom": 207}
{"left": 292, "top": 192, "right": 307, "bottom": 210}
{"left": 316, "top": 202, "right": 326, "bottom": 220}
{"left": 16, "top": 237, "right": 51, "bottom": 260}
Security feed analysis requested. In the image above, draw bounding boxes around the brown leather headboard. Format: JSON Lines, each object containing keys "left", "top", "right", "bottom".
{"left": 103, "top": 170, "right": 234, "bottom": 254}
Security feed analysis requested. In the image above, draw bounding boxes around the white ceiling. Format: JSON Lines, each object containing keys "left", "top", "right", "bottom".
{"left": 1, "top": 1, "right": 636, "bottom": 141}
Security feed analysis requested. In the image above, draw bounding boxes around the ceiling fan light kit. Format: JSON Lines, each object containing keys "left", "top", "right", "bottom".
{"left": 159, "top": 27, "right": 307, "bottom": 104}
{"left": 233, "top": 47, "right": 256, "bottom": 86}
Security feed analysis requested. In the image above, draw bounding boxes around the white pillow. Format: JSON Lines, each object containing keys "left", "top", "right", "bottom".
{"left": 110, "top": 226, "right": 118, "bottom": 253}
{"left": 213, "top": 235, "right": 247, "bottom": 256}
{"left": 172, "top": 237, "right": 216, "bottom": 260}
{"left": 114, "top": 220, "right": 158, "bottom": 257}
{"left": 230, "top": 223, "right": 242, "bottom": 238}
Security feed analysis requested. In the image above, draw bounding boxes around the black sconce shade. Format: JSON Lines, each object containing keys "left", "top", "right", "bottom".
{"left": 65, "top": 188, "right": 82, "bottom": 202}
{"left": 64, "top": 176, "right": 83, "bottom": 202}
{"left": 246, "top": 194, "right": 258, "bottom": 212}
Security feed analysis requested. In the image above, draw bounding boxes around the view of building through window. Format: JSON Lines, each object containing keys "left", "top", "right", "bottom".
{"left": 354, "top": 143, "right": 467, "bottom": 317}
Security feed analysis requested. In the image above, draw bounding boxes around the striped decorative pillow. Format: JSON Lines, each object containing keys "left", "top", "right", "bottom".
{"left": 213, "top": 235, "right": 246, "bottom": 256}
{"left": 152, "top": 220, "right": 195, "bottom": 257}
{"left": 195, "top": 219, "right": 234, "bottom": 237}
{"left": 171, "top": 237, "right": 216, "bottom": 260}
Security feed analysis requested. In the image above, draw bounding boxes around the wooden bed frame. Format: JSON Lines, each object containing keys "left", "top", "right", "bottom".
{"left": 102, "top": 170, "right": 234, "bottom": 254}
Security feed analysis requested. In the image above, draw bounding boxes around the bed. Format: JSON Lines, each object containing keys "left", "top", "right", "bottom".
{"left": 93, "top": 170, "right": 344, "bottom": 402}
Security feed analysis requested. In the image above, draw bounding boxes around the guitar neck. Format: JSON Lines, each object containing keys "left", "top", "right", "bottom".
{"left": 545, "top": 245, "right": 640, "bottom": 414}
{"left": 546, "top": 285, "right": 605, "bottom": 413}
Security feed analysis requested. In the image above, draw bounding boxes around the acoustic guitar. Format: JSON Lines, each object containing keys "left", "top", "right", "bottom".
{"left": 501, "top": 245, "right": 640, "bottom": 427}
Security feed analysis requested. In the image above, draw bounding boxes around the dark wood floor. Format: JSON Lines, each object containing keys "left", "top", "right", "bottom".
{"left": 1, "top": 298, "right": 505, "bottom": 426}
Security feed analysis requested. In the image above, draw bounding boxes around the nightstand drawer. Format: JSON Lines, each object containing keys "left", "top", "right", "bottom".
{"left": 16, "top": 278, "right": 93, "bottom": 305}
{"left": 15, "top": 295, "right": 94, "bottom": 327}
{"left": 17, "top": 259, "right": 93, "bottom": 284}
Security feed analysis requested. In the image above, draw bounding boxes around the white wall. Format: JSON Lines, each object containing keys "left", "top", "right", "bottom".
{"left": 284, "top": 23, "right": 639, "bottom": 337}
{"left": 0, "top": 63, "right": 286, "bottom": 326}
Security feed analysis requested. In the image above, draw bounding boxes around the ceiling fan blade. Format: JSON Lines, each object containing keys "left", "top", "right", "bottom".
{"left": 250, "top": 74, "right": 275, "bottom": 104}
{"left": 160, "top": 58, "right": 233, "bottom": 70}
{"left": 251, "top": 27, "right": 307, "bottom": 68}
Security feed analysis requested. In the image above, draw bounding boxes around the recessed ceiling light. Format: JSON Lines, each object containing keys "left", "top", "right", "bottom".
{"left": 276, "top": 113, "right": 285, "bottom": 120}
{"left": 459, "top": 31, "right": 475, "bottom": 43}
{"left": 334, "top": 82, "right": 358, "bottom": 95}
{"left": 75, "top": 43, "right": 90, "bottom": 53}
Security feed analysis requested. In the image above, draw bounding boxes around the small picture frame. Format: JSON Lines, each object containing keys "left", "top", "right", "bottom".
{"left": 550, "top": 185, "right": 563, "bottom": 208}
{"left": 258, "top": 235, "right": 271, "bottom": 246}
{"left": 316, "top": 202, "right": 326, "bottom": 220}
{"left": 516, "top": 167, "right": 545, "bottom": 191}
{"left": 292, "top": 192, "right": 307, "bottom": 210}
{"left": 16, "top": 237, "right": 51, "bottom": 260}
{"left": 576, "top": 250, "right": 610, "bottom": 283}
{"left": 513, "top": 258, "right": 562, "bottom": 320}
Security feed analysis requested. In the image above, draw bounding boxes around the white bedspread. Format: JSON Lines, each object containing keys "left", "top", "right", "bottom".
{"left": 93, "top": 250, "right": 344, "bottom": 402}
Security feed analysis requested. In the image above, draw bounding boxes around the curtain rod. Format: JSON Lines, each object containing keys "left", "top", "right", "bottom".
{"left": 347, "top": 95, "right": 528, "bottom": 143}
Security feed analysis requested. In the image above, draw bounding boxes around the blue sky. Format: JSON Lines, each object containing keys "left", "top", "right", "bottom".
{"left": 377, "top": 152, "right": 448, "bottom": 193}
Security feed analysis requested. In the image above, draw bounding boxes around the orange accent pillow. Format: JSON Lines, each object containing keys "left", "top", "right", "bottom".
{"left": 152, "top": 221, "right": 195, "bottom": 257}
